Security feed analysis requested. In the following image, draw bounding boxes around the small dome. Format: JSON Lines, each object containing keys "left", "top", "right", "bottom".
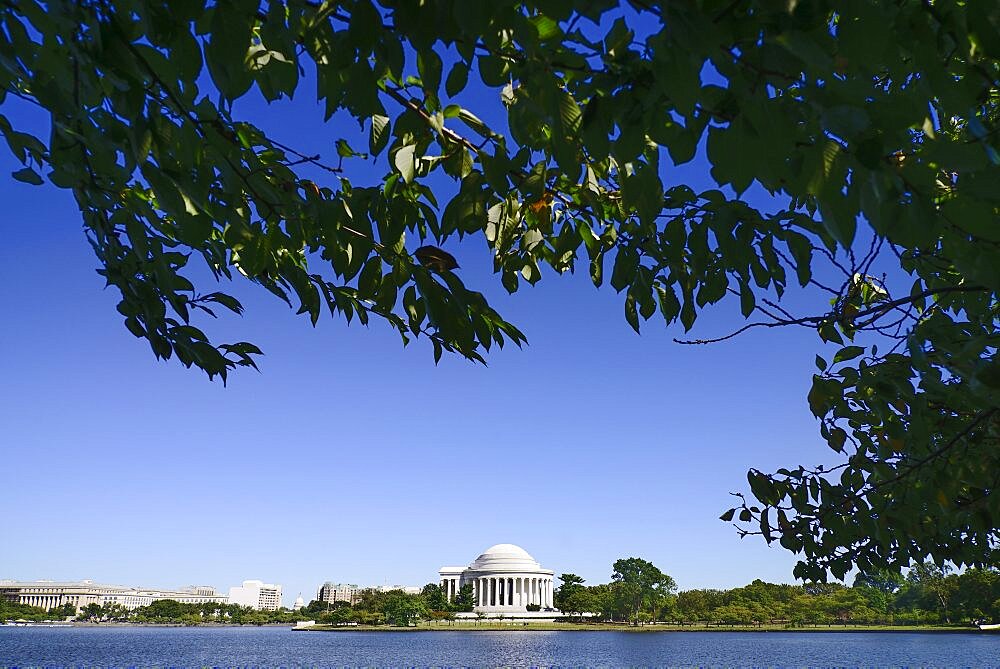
{"left": 470, "top": 544, "right": 541, "bottom": 572}
{"left": 292, "top": 594, "right": 305, "bottom": 610}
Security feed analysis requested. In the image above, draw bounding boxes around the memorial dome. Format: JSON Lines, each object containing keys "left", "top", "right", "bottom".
{"left": 469, "top": 543, "right": 541, "bottom": 572}
{"left": 439, "top": 543, "right": 555, "bottom": 613}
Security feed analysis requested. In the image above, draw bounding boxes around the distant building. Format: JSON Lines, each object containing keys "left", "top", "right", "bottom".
{"left": 0, "top": 580, "right": 228, "bottom": 613}
{"left": 380, "top": 585, "right": 423, "bottom": 596}
{"left": 227, "top": 580, "right": 282, "bottom": 610}
{"left": 292, "top": 593, "right": 305, "bottom": 610}
{"left": 317, "top": 582, "right": 422, "bottom": 606}
{"left": 317, "top": 582, "right": 361, "bottom": 605}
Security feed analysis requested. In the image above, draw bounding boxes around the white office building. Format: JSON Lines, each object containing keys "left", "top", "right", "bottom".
{"left": 0, "top": 580, "right": 228, "bottom": 613}
{"left": 227, "top": 580, "right": 282, "bottom": 610}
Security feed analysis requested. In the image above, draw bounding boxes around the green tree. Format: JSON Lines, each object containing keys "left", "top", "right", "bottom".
{"left": 953, "top": 568, "right": 1000, "bottom": 622}
{"left": 381, "top": 591, "right": 426, "bottom": 626}
{"left": 77, "top": 603, "right": 103, "bottom": 622}
{"left": 554, "top": 573, "right": 585, "bottom": 613}
{"left": 47, "top": 602, "right": 77, "bottom": 619}
{"left": 853, "top": 570, "right": 904, "bottom": 619}
{"left": 901, "top": 562, "right": 958, "bottom": 623}
{"left": 564, "top": 588, "right": 598, "bottom": 619}
{"left": 676, "top": 589, "right": 709, "bottom": 625}
{"left": 6, "top": 1, "right": 1000, "bottom": 579}
{"left": 453, "top": 583, "right": 475, "bottom": 612}
{"left": 421, "top": 583, "right": 449, "bottom": 612}
{"left": 611, "top": 557, "right": 677, "bottom": 624}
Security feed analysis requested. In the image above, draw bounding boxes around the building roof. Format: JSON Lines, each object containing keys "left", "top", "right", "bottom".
{"left": 468, "top": 543, "right": 543, "bottom": 572}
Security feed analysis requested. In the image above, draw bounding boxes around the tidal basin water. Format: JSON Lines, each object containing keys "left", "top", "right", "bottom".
{"left": 2, "top": 626, "right": 998, "bottom": 667}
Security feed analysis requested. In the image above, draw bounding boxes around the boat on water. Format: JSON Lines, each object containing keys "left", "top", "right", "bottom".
{"left": 3, "top": 620, "right": 72, "bottom": 627}
{"left": 976, "top": 621, "right": 1000, "bottom": 630}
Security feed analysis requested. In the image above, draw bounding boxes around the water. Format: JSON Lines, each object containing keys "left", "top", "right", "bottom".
{"left": 1, "top": 626, "right": 997, "bottom": 667}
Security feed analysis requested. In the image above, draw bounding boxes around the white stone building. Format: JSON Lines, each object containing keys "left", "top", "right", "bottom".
{"left": 0, "top": 580, "right": 228, "bottom": 613}
{"left": 439, "top": 544, "right": 556, "bottom": 612}
{"left": 227, "top": 579, "right": 282, "bottom": 610}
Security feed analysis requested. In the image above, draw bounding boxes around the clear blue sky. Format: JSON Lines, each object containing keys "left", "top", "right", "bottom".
{"left": 0, "top": 36, "right": 845, "bottom": 607}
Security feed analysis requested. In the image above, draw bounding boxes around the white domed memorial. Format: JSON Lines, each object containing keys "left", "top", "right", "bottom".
{"left": 439, "top": 544, "right": 557, "bottom": 615}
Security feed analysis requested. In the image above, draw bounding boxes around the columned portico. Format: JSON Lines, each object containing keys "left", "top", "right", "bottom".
{"left": 439, "top": 544, "right": 556, "bottom": 613}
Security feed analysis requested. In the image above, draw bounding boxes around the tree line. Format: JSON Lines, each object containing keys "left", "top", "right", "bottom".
{"left": 0, "top": 598, "right": 309, "bottom": 625}
{"left": 5, "top": 558, "right": 998, "bottom": 627}
{"left": 555, "top": 560, "right": 1000, "bottom": 627}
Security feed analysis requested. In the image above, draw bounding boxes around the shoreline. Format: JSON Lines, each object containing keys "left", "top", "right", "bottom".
{"left": 297, "top": 623, "right": 984, "bottom": 634}
{"left": 3, "top": 622, "right": 987, "bottom": 634}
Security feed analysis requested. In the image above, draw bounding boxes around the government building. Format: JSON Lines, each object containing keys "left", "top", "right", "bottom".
{"left": 439, "top": 544, "right": 556, "bottom": 613}
{"left": 0, "top": 580, "right": 228, "bottom": 613}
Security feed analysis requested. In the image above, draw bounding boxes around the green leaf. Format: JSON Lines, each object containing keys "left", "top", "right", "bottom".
{"left": 707, "top": 123, "right": 755, "bottom": 195}
{"left": 807, "top": 376, "right": 842, "bottom": 417}
{"left": 393, "top": 144, "right": 416, "bottom": 183}
{"left": 336, "top": 139, "right": 362, "bottom": 158}
{"left": 417, "top": 48, "right": 443, "bottom": 94}
{"left": 370, "top": 115, "right": 391, "bottom": 156}
{"left": 625, "top": 292, "right": 640, "bottom": 333}
{"left": 204, "top": 1, "right": 254, "bottom": 100}
{"left": 529, "top": 14, "right": 562, "bottom": 41}
{"left": 833, "top": 345, "right": 864, "bottom": 363}
{"left": 11, "top": 167, "right": 43, "bottom": 185}
{"left": 445, "top": 61, "right": 469, "bottom": 97}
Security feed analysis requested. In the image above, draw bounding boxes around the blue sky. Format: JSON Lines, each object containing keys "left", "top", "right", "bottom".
{"left": 0, "top": 29, "right": 846, "bottom": 606}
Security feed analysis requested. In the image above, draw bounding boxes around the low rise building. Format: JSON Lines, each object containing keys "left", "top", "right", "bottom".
{"left": 0, "top": 580, "right": 228, "bottom": 613}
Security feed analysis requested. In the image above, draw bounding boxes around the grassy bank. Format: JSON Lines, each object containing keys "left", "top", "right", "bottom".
{"left": 300, "top": 621, "right": 979, "bottom": 633}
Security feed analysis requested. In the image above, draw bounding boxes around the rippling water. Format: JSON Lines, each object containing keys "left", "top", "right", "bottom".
{"left": 1, "top": 626, "right": 997, "bottom": 667}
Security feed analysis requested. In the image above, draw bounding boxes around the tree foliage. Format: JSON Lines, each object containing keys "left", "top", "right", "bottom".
{"left": 611, "top": 557, "right": 677, "bottom": 624}
{"left": 572, "top": 567, "right": 1000, "bottom": 627}
{"left": 4, "top": 0, "right": 1000, "bottom": 578}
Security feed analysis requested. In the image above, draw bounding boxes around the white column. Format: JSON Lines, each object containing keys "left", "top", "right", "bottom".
{"left": 477, "top": 578, "right": 483, "bottom": 606}
{"left": 548, "top": 579, "right": 553, "bottom": 607}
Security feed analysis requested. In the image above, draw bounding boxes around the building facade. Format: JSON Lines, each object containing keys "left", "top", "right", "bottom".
{"left": 227, "top": 580, "right": 282, "bottom": 610}
{"left": 0, "top": 580, "right": 228, "bottom": 613}
{"left": 317, "top": 582, "right": 362, "bottom": 605}
{"left": 317, "top": 582, "right": 421, "bottom": 606}
{"left": 439, "top": 544, "right": 556, "bottom": 612}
